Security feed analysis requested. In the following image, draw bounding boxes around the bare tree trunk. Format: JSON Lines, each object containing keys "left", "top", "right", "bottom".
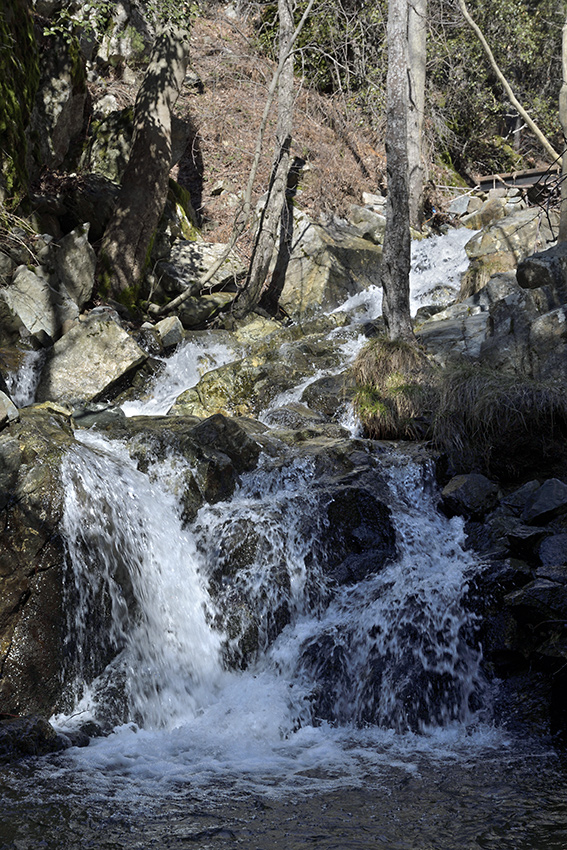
{"left": 98, "top": 25, "right": 190, "bottom": 305}
{"left": 458, "top": 0, "right": 559, "bottom": 162}
{"left": 232, "top": 0, "right": 295, "bottom": 319}
{"left": 382, "top": 0, "right": 414, "bottom": 342}
{"left": 407, "top": 0, "right": 427, "bottom": 230}
{"left": 559, "top": 12, "right": 567, "bottom": 242}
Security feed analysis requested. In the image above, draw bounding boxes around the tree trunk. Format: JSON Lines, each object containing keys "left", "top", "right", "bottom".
{"left": 407, "top": 0, "right": 427, "bottom": 230}
{"left": 98, "top": 25, "right": 190, "bottom": 305}
{"left": 559, "top": 12, "right": 567, "bottom": 242}
{"left": 382, "top": 0, "right": 414, "bottom": 342}
{"left": 232, "top": 0, "right": 295, "bottom": 319}
{"left": 458, "top": 0, "right": 559, "bottom": 162}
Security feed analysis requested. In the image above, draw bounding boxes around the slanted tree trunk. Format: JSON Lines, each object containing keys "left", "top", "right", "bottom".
{"left": 232, "top": 0, "right": 295, "bottom": 319}
{"left": 559, "top": 11, "right": 567, "bottom": 242}
{"left": 98, "top": 25, "right": 190, "bottom": 305}
{"left": 382, "top": 0, "right": 414, "bottom": 342}
{"left": 458, "top": 0, "right": 559, "bottom": 163}
{"left": 407, "top": 0, "right": 427, "bottom": 230}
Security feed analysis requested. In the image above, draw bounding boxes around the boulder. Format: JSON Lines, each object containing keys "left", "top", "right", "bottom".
{"left": 320, "top": 486, "right": 397, "bottom": 585}
{"left": 156, "top": 240, "right": 246, "bottom": 298}
{"left": 505, "top": 578, "right": 567, "bottom": 625}
{"left": 27, "top": 31, "right": 86, "bottom": 174}
{"left": 0, "top": 716, "right": 67, "bottom": 762}
{"left": 0, "top": 408, "right": 74, "bottom": 716}
{"left": 0, "top": 264, "right": 78, "bottom": 346}
{"left": 53, "top": 224, "right": 96, "bottom": 309}
{"left": 522, "top": 479, "right": 567, "bottom": 525}
{"left": 507, "top": 524, "right": 549, "bottom": 561}
{"left": 37, "top": 313, "right": 147, "bottom": 404}
{"left": 517, "top": 241, "right": 567, "bottom": 298}
{"left": 0, "top": 392, "right": 19, "bottom": 428}
{"left": 154, "top": 315, "right": 184, "bottom": 349}
{"left": 539, "top": 534, "right": 567, "bottom": 568}
{"left": 441, "top": 473, "right": 500, "bottom": 520}
{"left": 460, "top": 207, "right": 559, "bottom": 299}
{"left": 279, "top": 211, "right": 382, "bottom": 321}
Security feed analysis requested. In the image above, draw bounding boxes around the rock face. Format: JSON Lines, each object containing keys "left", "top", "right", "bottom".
{"left": 0, "top": 408, "right": 74, "bottom": 716}
{"left": 37, "top": 313, "right": 147, "bottom": 404}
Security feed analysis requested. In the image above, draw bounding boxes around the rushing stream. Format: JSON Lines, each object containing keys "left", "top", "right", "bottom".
{"left": 2, "top": 228, "right": 567, "bottom": 850}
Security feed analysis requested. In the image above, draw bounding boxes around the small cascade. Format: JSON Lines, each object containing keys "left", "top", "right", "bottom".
{"left": 121, "top": 336, "right": 236, "bottom": 417}
{"left": 289, "top": 454, "right": 484, "bottom": 732}
{"left": 5, "top": 348, "right": 45, "bottom": 407}
{"left": 61, "top": 431, "right": 224, "bottom": 729}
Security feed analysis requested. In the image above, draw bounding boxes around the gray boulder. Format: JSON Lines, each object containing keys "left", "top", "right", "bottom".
{"left": 53, "top": 224, "right": 96, "bottom": 309}
{"left": 0, "top": 264, "right": 78, "bottom": 346}
{"left": 279, "top": 211, "right": 382, "bottom": 320}
{"left": 460, "top": 207, "right": 559, "bottom": 299}
{"left": 37, "top": 313, "right": 147, "bottom": 404}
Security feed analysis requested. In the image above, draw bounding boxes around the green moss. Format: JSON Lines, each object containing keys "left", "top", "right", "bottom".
{"left": 0, "top": 0, "right": 40, "bottom": 205}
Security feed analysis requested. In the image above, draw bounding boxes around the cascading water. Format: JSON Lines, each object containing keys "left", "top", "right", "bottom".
{"left": 61, "top": 431, "right": 224, "bottom": 730}
{"left": 3, "top": 229, "right": 567, "bottom": 850}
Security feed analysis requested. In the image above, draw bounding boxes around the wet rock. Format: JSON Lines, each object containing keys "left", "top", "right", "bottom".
{"left": 441, "top": 473, "right": 499, "bottom": 520}
{"left": 522, "top": 479, "right": 567, "bottom": 525}
{"left": 0, "top": 392, "right": 19, "bottom": 428}
{"left": 539, "top": 534, "right": 567, "bottom": 568}
{"left": 263, "top": 403, "right": 328, "bottom": 429}
{"left": 154, "top": 316, "right": 184, "bottom": 349}
{"left": 301, "top": 373, "right": 355, "bottom": 420}
{"left": 190, "top": 413, "right": 261, "bottom": 473}
{"left": 505, "top": 578, "right": 567, "bottom": 625}
{"left": 321, "top": 487, "right": 397, "bottom": 584}
{"left": 507, "top": 525, "right": 549, "bottom": 561}
{"left": 0, "top": 716, "right": 68, "bottom": 762}
{"left": 0, "top": 409, "right": 74, "bottom": 716}
{"left": 37, "top": 314, "right": 147, "bottom": 405}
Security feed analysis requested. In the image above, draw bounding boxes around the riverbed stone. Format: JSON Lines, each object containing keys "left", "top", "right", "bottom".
{"left": 0, "top": 265, "right": 77, "bottom": 346}
{"left": 539, "top": 534, "right": 567, "bottom": 567}
{"left": 0, "top": 716, "right": 68, "bottom": 762}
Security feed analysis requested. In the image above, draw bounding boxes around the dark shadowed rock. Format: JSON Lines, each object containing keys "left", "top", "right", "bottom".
{"left": 441, "top": 473, "right": 499, "bottom": 520}
{"left": 522, "top": 479, "right": 567, "bottom": 525}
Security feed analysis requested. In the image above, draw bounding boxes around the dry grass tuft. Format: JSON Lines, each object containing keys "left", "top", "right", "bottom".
{"left": 353, "top": 337, "right": 437, "bottom": 440}
{"left": 432, "top": 363, "right": 567, "bottom": 481}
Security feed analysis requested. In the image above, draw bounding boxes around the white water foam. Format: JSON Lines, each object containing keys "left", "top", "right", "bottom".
{"left": 121, "top": 336, "right": 237, "bottom": 417}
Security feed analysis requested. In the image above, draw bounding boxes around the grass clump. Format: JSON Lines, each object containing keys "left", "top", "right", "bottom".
{"left": 352, "top": 337, "right": 437, "bottom": 440}
{"left": 432, "top": 363, "right": 567, "bottom": 482}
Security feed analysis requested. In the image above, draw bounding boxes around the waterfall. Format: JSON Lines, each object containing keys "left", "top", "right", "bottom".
{"left": 60, "top": 434, "right": 484, "bottom": 738}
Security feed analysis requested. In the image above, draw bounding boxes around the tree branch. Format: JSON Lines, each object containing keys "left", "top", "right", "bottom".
{"left": 458, "top": 0, "right": 560, "bottom": 162}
